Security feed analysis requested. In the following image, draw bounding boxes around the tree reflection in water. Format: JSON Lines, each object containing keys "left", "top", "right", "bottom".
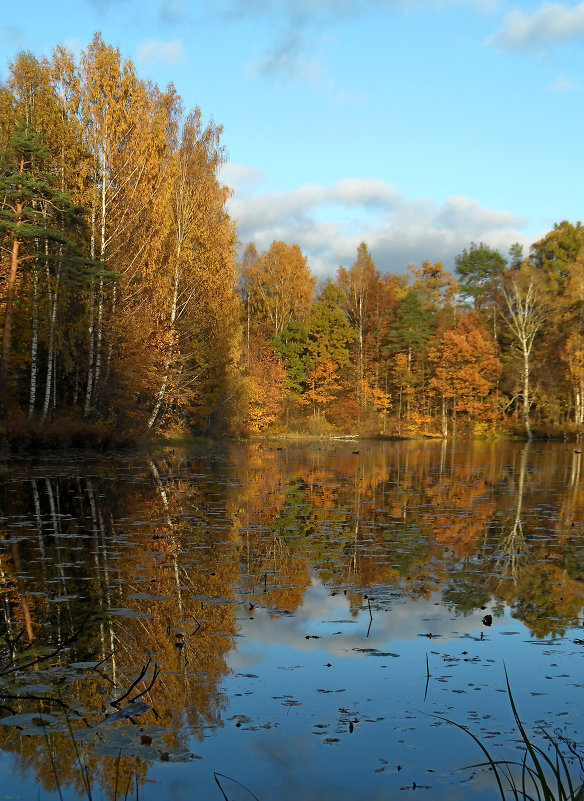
{"left": 0, "top": 440, "right": 583, "bottom": 800}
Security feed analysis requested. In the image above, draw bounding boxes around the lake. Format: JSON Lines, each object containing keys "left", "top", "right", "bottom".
{"left": 1, "top": 439, "right": 584, "bottom": 800}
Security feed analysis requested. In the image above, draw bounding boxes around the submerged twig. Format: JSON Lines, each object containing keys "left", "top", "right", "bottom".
{"left": 1, "top": 612, "right": 93, "bottom": 676}
{"left": 3, "top": 628, "right": 25, "bottom": 660}
{"left": 94, "top": 649, "right": 116, "bottom": 669}
{"left": 128, "top": 663, "right": 160, "bottom": 705}
{"left": 1, "top": 692, "right": 82, "bottom": 712}
{"left": 366, "top": 597, "right": 373, "bottom": 638}
{"left": 214, "top": 772, "right": 260, "bottom": 801}
{"left": 424, "top": 653, "right": 432, "bottom": 702}
{"left": 111, "top": 657, "right": 159, "bottom": 709}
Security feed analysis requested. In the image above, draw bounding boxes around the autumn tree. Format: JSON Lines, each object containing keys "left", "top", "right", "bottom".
{"left": 0, "top": 83, "right": 16, "bottom": 147}
{"left": 410, "top": 259, "right": 458, "bottom": 311}
{"left": 429, "top": 311, "right": 502, "bottom": 437}
{"left": 147, "top": 108, "right": 237, "bottom": 430}
{"left": 241, "top": 240, "right": 315, "bottom": 338}
{"left": 239, "top": 241, "right": 259, "bottom": 358}
{"left": 2, "top": 53, "right": 90, "bottom": 421}
{"left": 232, "top": 336, "right": 287, "bottom": 434}
{"left": 77, "top": 34, "right": 170, "bottom": 416}
{"left": 337, "top": 242, "right": 378, "bottom": 410}
{"left": 563, "top": 331, "right": 584, "bottom": 426}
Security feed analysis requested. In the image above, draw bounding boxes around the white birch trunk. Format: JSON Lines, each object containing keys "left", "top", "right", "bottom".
{"left": 83, "top": 207, "right": 97, "bottom": 417}
{"left": 94, "top": 146, "right": 108, "bottom": 404}
{"left": 522, "top": 342, "right": 533, "bottom": 440}
{"left": 441, "top": 394, "right": 448, "bottom": 439}
{"left": 41, "top": 261, "right": 61, "bottom": 424}
{"left": 148, "top": 260, "right": 179, "bottom": 429}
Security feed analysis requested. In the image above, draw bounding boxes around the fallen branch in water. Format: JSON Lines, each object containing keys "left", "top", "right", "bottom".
{"left": 111, "top": 657, "right": 160, "bottom": 709}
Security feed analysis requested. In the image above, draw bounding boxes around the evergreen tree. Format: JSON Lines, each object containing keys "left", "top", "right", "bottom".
{"left": 0, "top": 122, "right": 85, "bottom": 397}
{"left": 306, "top": 282, "right": 356, "bottom": 368}
{"left": 384, "top": 289, "right": 433, "bottom": 364}
{"left": 455, "top": 241, "right": 507, "bottom": 306}
{"left": 530, "top": 220, "right": 584, "bottom": 293}
{"left": 272, "top": 319, "right": 311, "bottom": 398}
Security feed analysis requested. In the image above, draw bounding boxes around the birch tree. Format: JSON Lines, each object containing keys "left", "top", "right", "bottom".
{"left": 499, "top": 269, "right": 551, "bottom": 439}
{"left": 78, "top": 34, "right": 169, "bottom": 415}
{"left": 337, "top": 242, "right": 378, "bottom": 411}
{"left": 243, "top": 240, "right": 315, "bottom": 338}
{"left": 148, "top": 108, "right": 238, "bottom": 430}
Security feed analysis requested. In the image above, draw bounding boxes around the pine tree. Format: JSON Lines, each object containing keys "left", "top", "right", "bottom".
{"left": 384, "top": 289, "right": 433, "bottom": 367}
{"left": 455, "top": 242, "right": 507, "bottom": 306}
{"left": 0, "top": 122, "right": 85, "bottom": 400}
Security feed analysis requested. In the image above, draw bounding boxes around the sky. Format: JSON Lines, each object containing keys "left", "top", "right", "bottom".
{"left": 1, "top": 0, "right": 583, "bottom": 279}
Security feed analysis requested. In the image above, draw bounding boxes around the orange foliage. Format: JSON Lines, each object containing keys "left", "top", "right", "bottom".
{"left": 429, "top": 311, "right": 501, "bottom": 417}
{"left": 299, "top": 359, "right": 342, "bottom": 413}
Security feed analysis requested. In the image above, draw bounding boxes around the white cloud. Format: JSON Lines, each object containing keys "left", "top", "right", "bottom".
{"left": 221, "top": 163, "right": 268, "bottom": 191}
{"left": 136, "top": 38, "right": 185, "bottom": 65}
{"left": 230, "top": 578, "right": 500, "bottom": 663}
{"left": 549, "top": 73, "right": 580, "bottom": 92}
{"left": 224, "top": 168, "right": 531, "bottom": 277}
{"left": 490, "top": 2, "right": 584, "bottom": 51}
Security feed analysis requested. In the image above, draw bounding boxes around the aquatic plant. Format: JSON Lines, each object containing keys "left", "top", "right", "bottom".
{"left": 441, "top": 667, "right": 584, "bottom": 800}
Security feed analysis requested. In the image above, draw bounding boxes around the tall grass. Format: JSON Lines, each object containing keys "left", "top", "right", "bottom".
{"left": 441, "top": 667, "right": 584, "bottom": 800}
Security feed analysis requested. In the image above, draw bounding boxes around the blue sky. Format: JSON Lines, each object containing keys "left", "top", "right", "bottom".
{"left": 1, "top": 0, "right": 583, "bottom": 278}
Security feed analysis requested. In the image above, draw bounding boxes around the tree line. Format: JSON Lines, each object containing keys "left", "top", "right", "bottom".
{"left": 1, "top": 36, "right": 584, "bottom": 442}
{"left": 238, "top": 227, "right": 584, "bottom": 441}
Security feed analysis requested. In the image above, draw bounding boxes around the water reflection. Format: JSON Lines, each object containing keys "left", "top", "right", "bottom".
{"left": 1, "top": 441, "right": 584, "bottom": 800}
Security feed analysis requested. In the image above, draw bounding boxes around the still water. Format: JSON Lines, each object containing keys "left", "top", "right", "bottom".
{"left": 1, "top": 440, "right": 584, "bottom": 800}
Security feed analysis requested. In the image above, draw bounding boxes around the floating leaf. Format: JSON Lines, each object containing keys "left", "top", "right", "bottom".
{"left": 0, "top": 712, "right": 59, "bottom": 731}
{"left": 108, "top": 607, "right": 154, "bottom": 618}
{"left": 101, "top": 701, "right": 152, "bottom": 724}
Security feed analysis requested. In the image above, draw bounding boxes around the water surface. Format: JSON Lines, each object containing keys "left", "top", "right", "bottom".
{"left": 1, "top": 440, "right": 584, "bottom": 800}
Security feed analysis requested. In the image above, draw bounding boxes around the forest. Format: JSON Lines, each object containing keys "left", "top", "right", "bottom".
{"left": 1, "top": 34, "right": 584, "bottom": 446}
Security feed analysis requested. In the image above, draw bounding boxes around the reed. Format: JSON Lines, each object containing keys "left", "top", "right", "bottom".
{"left": 440, "top": 666, "right": 584, "bottom": 800}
